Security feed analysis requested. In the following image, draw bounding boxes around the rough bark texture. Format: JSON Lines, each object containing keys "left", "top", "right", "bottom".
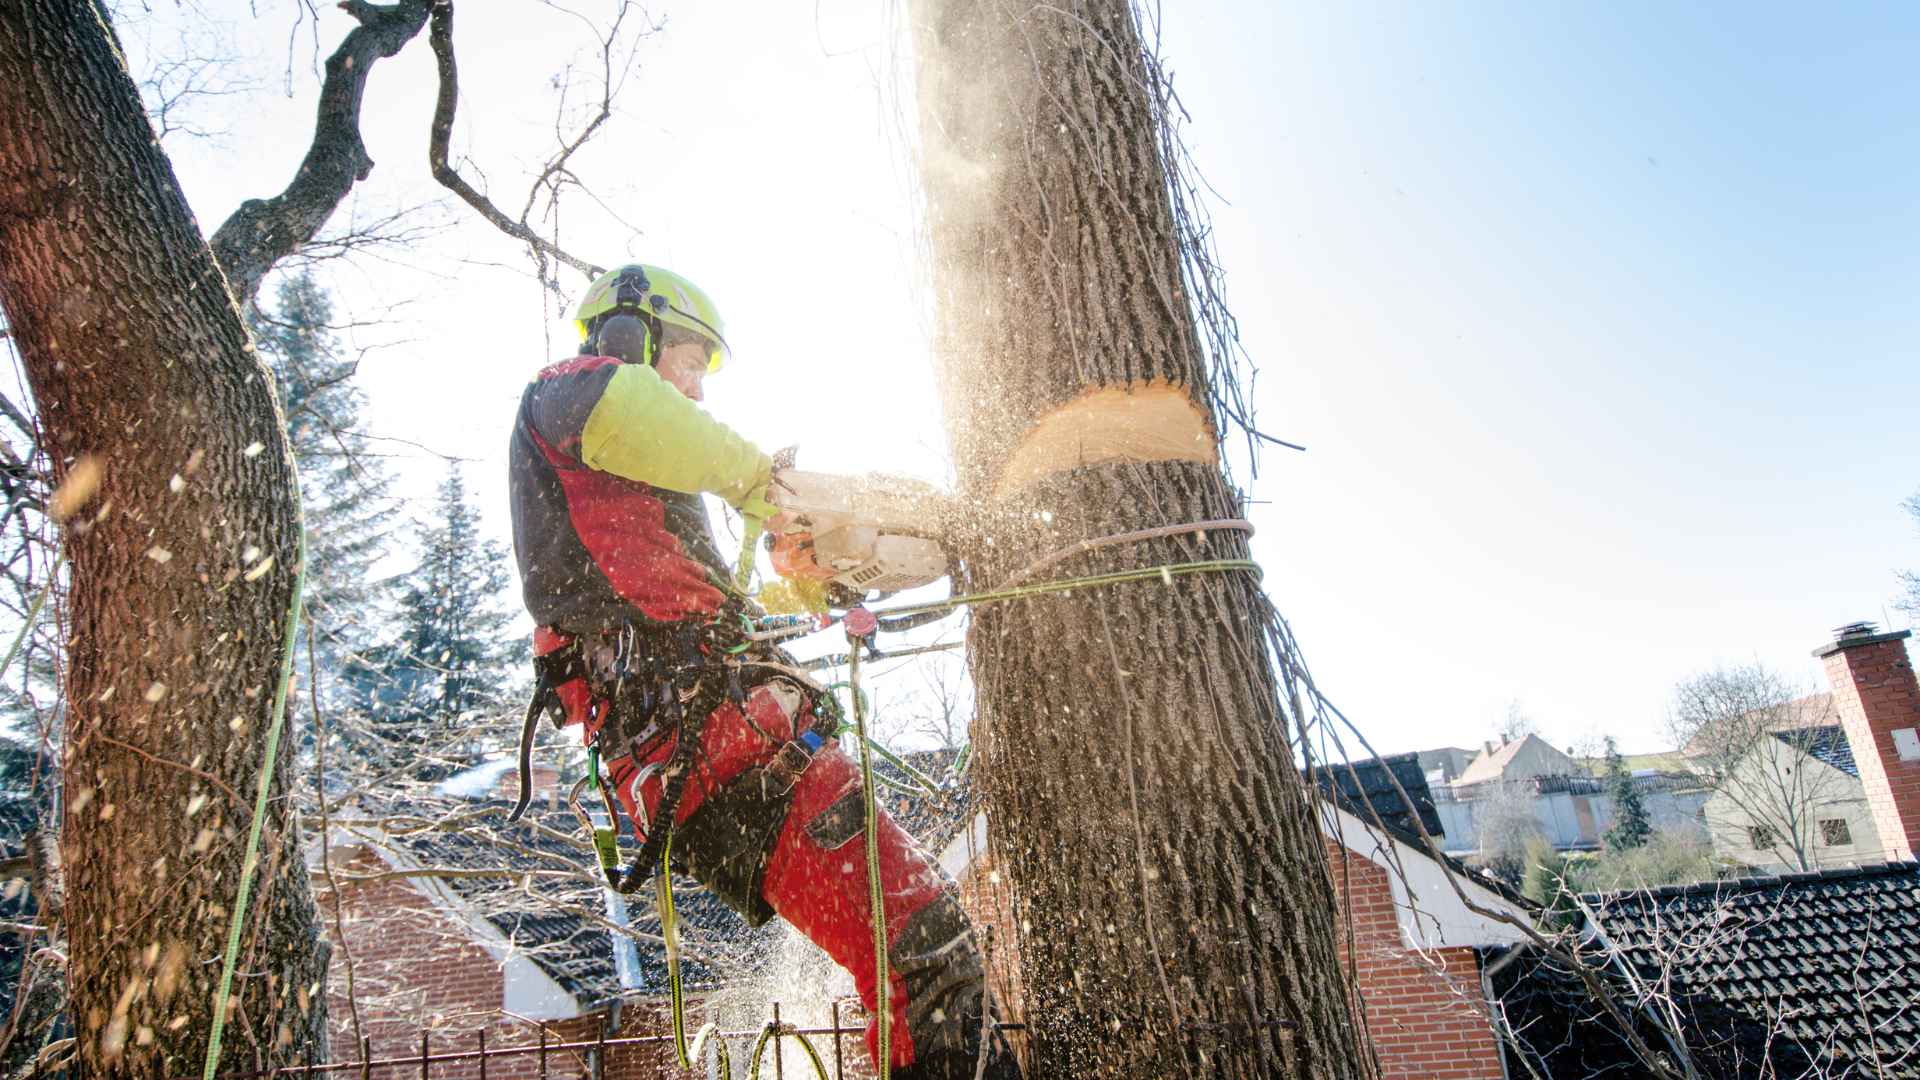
{"left": 0, "top": 3, "right": 323, "bottom": 1075}
{"left": 913, "top": 2, "right": 1378, "bottom": 1075}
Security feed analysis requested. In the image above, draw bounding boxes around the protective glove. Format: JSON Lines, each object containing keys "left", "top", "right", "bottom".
{"left": 736, "top": 445, "right": 799, "bottom": 523}
{"left": 758, "top": 576, "right": 832, "bottom": 616}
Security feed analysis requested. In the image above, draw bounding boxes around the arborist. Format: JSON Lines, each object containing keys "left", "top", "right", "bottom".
{"left": 508, "top": 264, "right": 1019, "bottom": 1079}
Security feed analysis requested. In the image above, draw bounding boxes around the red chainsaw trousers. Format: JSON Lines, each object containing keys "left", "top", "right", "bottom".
{"left": 602, "top": 681, "right": 953, "bottom": 1069}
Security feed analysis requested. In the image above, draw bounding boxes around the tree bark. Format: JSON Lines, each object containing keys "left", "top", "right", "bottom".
{"left": 912, "top": 2, "right": 1378, "bottom": 1075}
{"left": 0, "top": 2, "right": 321, "bottom": 1075}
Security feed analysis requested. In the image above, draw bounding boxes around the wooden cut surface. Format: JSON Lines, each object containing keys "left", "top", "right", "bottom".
{"left": 993, "top": 382, "right": 1217, "bottom": 499}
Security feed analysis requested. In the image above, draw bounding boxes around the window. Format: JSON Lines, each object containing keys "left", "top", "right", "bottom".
{"left": 1820, "top": 818, "right": 1853, "bottom": 846}
{"left": 1748, "top": 825, "right": 1777, "bottom": 849}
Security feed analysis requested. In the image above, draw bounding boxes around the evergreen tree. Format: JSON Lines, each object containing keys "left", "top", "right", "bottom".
{"left": 1603, "top": 735, "right": 1653, "bottom": 852}
{"left": 356, "top": 463, "right": 518, "bottom": 756}
{"left": 248, "top": 271, "right": 397, "bottom": 682}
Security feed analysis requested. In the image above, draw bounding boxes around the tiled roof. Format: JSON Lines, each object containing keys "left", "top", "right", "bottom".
{"left": 1493, "top": 863, "right": 1920, "bottom": 1077}
{"left": 1309, "top": 752, "right": 1443, "bottom": 839}
{"left": 1682, "top": 692, "right": 1839, "bottom": 757}
{"left": 1504, "top": 862, "right": 1920, "bottom": 1077}
{"left": 354, "top": 746, "right": 972, "bottom": 1009}
{"left": 1774, "top": 725, "right": 1860, "bottom": 778}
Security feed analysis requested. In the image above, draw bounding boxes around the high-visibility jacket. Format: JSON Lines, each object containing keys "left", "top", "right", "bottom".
{"left": 508, "top": 354, "right": 771, "bottom": 634}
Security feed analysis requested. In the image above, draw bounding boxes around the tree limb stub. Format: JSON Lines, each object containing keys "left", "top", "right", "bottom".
{"left": 426, "top": 0, "right": 602, "bottom": 282}
{"left": 991, "top": 379, "right": 1218, "bottom": 501}
{"left": 208, "top": 0, "right": 433, "bottom": 302}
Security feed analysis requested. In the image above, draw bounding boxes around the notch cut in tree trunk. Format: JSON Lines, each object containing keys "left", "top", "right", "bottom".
{"left": 991, "top": 380, "right": 1217, "bottom": 499}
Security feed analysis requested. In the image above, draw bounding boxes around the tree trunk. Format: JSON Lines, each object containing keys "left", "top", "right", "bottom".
{"left": 912, "top": 2, "right": 1377, "bottom": 1075}
{"left": 0, "top": 3, "right": 322, "bottom": 1075}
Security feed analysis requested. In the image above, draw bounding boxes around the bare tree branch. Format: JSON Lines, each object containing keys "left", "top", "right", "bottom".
{"left": 208, "top": 0, "right": 435, "bottom": 302}
{"left": 426, "top": 0, "right": 603, "bottom": 283}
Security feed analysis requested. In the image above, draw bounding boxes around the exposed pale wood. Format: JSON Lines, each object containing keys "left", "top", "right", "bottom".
{"left": 991, "top": 381, "right": 1217, "bottom": 499}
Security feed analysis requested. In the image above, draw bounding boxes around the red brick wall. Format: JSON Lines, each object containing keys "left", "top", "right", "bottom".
{"left": 1324, "top": 840, "right": 1504, "bottom": 1080}
{"left": 952, "top": 841, "right": 1500, "bottom": 1079}
{"left": 316, "top": 848, "right": 687, "bottom": 1078}
{"left": 955, "top": 854, "right": 1026, "bottom": 1037}
{"left": 1823, "top": 634, "right": 1920, "bottom": 862}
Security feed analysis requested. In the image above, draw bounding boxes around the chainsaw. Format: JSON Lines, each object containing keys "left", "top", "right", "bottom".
{"left": 764, "top": 470, "right": 954, "bottom": 600}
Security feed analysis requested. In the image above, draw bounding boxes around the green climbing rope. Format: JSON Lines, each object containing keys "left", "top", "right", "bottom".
{"left": 748, "top": 1021, "right": 832, "bottom": 1079}
{"left": 0, "top": 549, "right": 61, "bottom": 684}
{"left": 661, "top": 834, "right": 693, "bottom": 1069}
{"left": 203, "top": 521, "right": 307, "bottom": 1080}
{"left": 848, "top": 637, "right": 893, "bottom": 1079}
{"left": 696, "top": 545, "right": 1261, "bottom": 1075}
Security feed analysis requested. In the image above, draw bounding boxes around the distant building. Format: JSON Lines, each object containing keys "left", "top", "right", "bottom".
{"left": 1451, "top": 733, "right": 1579, "bottom": 790}
{"left": 1485, "top": 623, "right": 1920, "bottom": 1078}
{"left": 1413, "top": 746, "right": 1477, "bottom": 787}
{"left": 1703, "top": 725, "right": 1885, "bottom": 870}
{"left": 1422, "top": 733, "right": 1709, "bottom": 853}
{"left": 1698, "top": 625, "right": 1920, "bottom": 872}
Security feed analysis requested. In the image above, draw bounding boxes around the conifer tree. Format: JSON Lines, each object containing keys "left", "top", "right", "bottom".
{"left": 354, "top": 464, "right": 518, "bottom": 761}
{"left": 249, "top": 271, "right": 397, "bottom": 683}
{"left": 1603, "top": 735, "right": 1653, "bottom": 852}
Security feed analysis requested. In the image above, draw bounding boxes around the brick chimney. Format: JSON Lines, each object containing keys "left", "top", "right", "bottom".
{"left": 498, "top": 763, "right": 563, "bottom": 811}
{"left": 1815, "top": 622, "right": 1920, "bottom": 862}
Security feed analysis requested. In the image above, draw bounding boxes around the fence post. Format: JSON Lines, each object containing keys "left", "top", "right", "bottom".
{"left": 539, "top": 1025, "right": 549, "bottom": 1079}
{"left": 831, "top": 1000, "right": 843, "bottom": 1080}
{"left": 478, "top": 1029, "right": 488, "bottom": 1080}
{"left": 772, "top": 1000, "right": 785, "bottom": 1080}
{"left": 596, "top": 1012, "right": 608, "bottom": 1080}
{"left": 420, "top": 1031, "right": 430, "bottom": 1080}
{"left": 360, "top": 1035, "right": 372, "bottom": 1080}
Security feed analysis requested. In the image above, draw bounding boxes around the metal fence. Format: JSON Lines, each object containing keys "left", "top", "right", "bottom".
{"left": 148, "top": 1002, "right": 1025, "bottom": 1080}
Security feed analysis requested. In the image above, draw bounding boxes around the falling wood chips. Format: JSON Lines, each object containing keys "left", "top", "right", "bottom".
{"left": 992, "top": 382, "right": 1217, "bottom": 499}
{"left": 48, "top": 454, "right": 103, "bottom": 522}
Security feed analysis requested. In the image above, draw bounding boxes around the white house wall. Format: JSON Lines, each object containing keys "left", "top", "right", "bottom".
{"left": 1326, "top": 807, "right": 1532, "bottom": 952}
{"left": 1703, "top": 743, "right": 1884, "bottom": 871}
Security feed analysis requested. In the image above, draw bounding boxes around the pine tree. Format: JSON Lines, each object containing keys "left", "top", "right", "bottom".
{"left": 249, "top": 270, "right": 397, "bottom": 685}
{"left": 1603, "top": 736, "right": 1653, "bottom": 852}
{"left": 354, "top": 463, "right": 518, "bottom": 761}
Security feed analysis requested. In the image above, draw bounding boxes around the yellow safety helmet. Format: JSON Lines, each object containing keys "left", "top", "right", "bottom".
{"left": 574, "top": 264, "right": 729, "bottom": 372}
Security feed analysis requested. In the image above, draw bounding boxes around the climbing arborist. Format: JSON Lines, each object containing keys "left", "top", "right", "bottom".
{"left": 507, "top": 264, "right": 1019, "bottom": 1079}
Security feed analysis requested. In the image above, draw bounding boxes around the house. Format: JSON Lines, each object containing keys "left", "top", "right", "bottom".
{"left": 1703, "top": 724, "right": 1886, "bottom": 869}
{"left": 1451, "top": 733, "right": 1579, "bottom": 790}
{"left": 313, "top": 758, "right": 924, "bottom": 1078}
{"left": 1428, "top": 732, "right": 1709, "bottom": 853}
{"left": 1307, "top": 754, "right": 1533, "bottom": 1078}
{"left": 1697, "top": 623, "right": 1920, "bottom": 873}
{"left": 316, "top": 738, "right": 1544, "bottom": 1079}
{"left": 1414, "top": 746, "right": 1478, "bottom": 787}
{"left": 1489, "top": 622, "right": 1920, "bottom": 1078}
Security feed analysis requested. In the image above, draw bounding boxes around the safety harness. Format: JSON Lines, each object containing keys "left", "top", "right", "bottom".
{"left": 507, "top": 609, "right": 845, "bottom": 900}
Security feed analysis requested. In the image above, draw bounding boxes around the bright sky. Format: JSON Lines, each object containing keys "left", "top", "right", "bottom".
{"left": 126, "top": 1, "right": 1919, "bottom": 758}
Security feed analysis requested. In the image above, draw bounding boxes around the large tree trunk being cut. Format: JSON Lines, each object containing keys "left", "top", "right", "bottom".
{"left": 912, "top": 2, "right": 1378, "bottom": 1075}
{"left": 0, "top": 3, "right": 321, "bottom": 1075}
